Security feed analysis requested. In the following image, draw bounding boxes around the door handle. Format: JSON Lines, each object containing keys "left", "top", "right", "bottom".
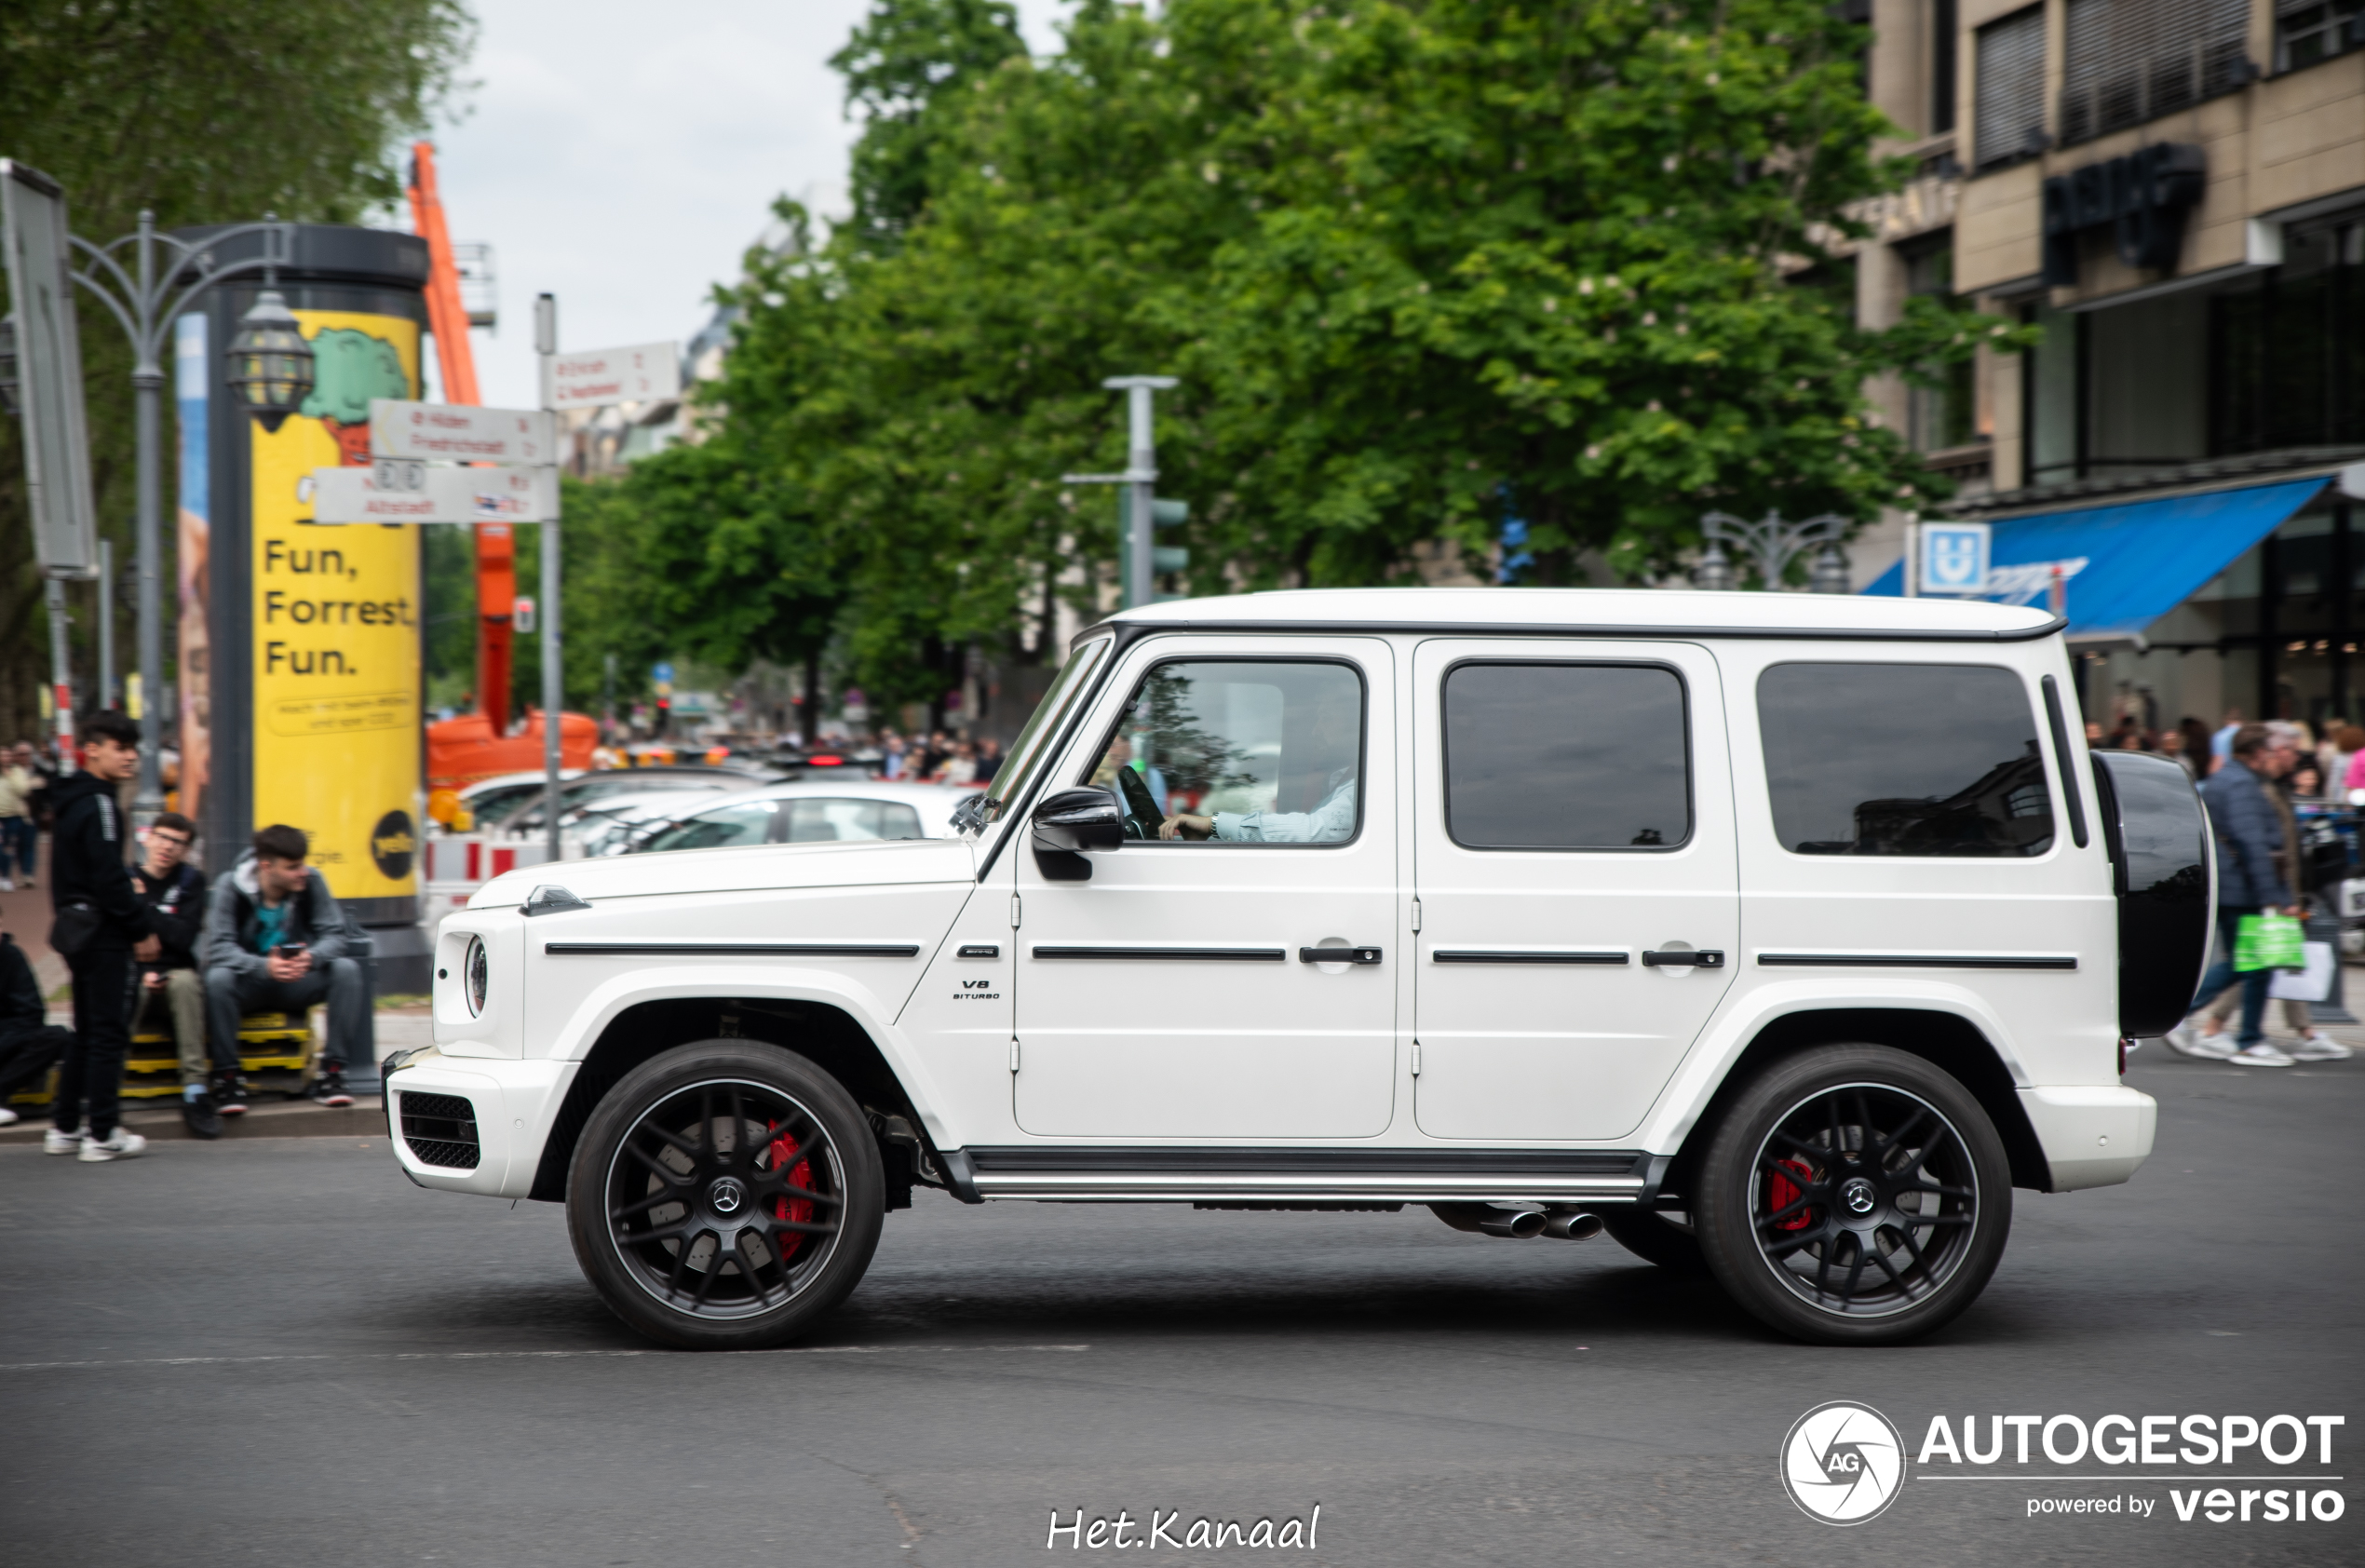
{"left": 1300, "top": 946, "right": 1384, "bottom": 966}
{"left": 1642, "top": 949, "right": 1725, "bottom": 968}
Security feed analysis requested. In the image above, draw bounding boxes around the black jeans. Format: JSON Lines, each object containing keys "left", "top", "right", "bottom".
{"left": 0, "top": 1021, "right": 73, "bottom": 1104}
{"left": 57, "top": 944, "right": 136, "bottom": 1138}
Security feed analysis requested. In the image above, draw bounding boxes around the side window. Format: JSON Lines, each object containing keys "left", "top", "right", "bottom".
{"left": 1442, "top": 663, "right": 1691, "bottom": 850}
{"left": 1758, "top": 663, "right": 2055, "bottom": 858}
{"left": 1088, "top": 660, "right": 1363, "bottom": 845}
{"left": 783, "top": 798, "right": 925, "bottom": 842}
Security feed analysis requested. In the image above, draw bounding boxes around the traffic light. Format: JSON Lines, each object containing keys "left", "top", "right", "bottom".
{"left": 1151, "top": 498, "right": 1189, "bottom": 578}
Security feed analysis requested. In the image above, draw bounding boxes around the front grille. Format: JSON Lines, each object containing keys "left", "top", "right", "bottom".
{"left": 399, "top": 1090, "right": 481, "bottom": 1169}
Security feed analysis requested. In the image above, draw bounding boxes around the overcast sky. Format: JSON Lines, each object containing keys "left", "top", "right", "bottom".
{"left": 434, "top": 0, "right": 1072, "bottom": 410}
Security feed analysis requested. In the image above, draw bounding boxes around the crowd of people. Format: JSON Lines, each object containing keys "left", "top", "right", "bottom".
{"left": 875, "top": 730, "right": 1003, "bottom": 787}
{"left": 0, "top": 711, "right": 371, "bottom": 1160}
{"left": 2128, "top": 710, "right": 2359, "bottom": 1069}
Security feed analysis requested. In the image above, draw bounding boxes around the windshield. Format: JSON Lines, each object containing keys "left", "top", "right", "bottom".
{"left": 981, "top": 637, "right": 1111, "bottom": 827}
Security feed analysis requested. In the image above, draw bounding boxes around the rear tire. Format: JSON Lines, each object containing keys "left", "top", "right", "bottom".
{"left": 566, "top": 1040, "right": 884, "bottom": 1350}
{"left": 1692, "top": 1044, "right": 2011, "bottom": 1346}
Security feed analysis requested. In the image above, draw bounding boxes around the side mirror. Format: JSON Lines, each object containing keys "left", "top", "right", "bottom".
{"left": 1032, "top": 786, "right": 1124, "bottom": 853}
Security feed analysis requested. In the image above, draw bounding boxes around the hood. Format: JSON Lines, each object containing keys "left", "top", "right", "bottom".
{"left": 466, "top": 833, "right": 978, "bottom": 909}
{"left": 45, "top": 771, "right": 116, "bottom": 812}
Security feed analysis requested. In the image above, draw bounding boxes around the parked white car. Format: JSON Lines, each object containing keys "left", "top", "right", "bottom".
{"left": 392, "top": 588, "right": 2203, "bottom": 1350}
{"left": 628, "top": 781, "right": 979, "bottom": 853}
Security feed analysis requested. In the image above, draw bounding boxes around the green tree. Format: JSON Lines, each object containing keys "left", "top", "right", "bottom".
{"left": 0, "top": 0, "right": 473, "bottom": 739}
{"left": 832, "top": 0, "right": 1028, "bottom": 250}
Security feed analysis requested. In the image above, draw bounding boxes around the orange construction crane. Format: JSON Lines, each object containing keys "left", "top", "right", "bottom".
{"left": 407, "top": 141, "right": 516, "bottom": 737}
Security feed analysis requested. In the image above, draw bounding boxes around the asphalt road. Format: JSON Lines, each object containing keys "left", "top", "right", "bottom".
{"left": 4, "top": 1048, "right": 2360, "bottom": 1568}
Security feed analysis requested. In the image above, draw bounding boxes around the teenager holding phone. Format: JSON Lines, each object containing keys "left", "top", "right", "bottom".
{"left": 201, "top": 824, "right": 369, "bottom": 1107}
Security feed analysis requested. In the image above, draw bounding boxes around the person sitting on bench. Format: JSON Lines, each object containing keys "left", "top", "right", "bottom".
{"left": 130, "top": 811, "right": 223, "bottom": 1137}
{"left": 202, "top": 824, "right": 367, "bottom": 1108}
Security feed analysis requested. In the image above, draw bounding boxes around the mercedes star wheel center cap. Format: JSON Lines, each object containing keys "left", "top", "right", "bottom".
{"left": 1841, "top": 1177, "right": 1878, "bottom": 1217}
{"left": 709, "top": 1177, "right": 748, "bottom": 1215}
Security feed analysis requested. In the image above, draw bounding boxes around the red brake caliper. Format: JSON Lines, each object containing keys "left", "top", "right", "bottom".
{"left": 766, "top": 1122, "right": 816, "bottom": 1264}
{"left": 1768, "top": 1158, "right": 1816, "bottom": 1231}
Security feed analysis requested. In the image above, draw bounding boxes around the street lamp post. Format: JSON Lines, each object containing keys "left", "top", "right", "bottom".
{"left": 1693, "top": 508, "right": 1853, "bottom": 593}
{"left": 60, "top": 211, "right": 308, "bottom": 815}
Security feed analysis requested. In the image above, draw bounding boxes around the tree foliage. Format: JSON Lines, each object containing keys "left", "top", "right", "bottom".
{"left": 575, "top": 0, "right": 2020, "bottom": 715}
{"left": 0, "top": 0, "right": 475, "bottom": 740}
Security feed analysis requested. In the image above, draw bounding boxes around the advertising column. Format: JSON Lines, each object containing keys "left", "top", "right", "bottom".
{"left": 181, "top": 223, "right": 433, "bottom": 999}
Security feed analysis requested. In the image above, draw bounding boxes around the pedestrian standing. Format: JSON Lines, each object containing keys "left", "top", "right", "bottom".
{"left": 43, "top": 711, "right": 160, "bottom": 1162}
{"left": 2173, "top": 724, "right": 2302, "bottom": 1068}
{"left": 0, "top": 743, "right": 39, "bottom": 890}
{"left": 2211, "top": 708, "right": 2245, "bottom": 769}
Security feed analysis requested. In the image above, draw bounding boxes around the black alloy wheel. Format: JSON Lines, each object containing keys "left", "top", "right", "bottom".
{"left": 566, "top": 1040, "right": 884, "bottom": 1350}
{"left": 1693, "top": 1044, "right": 2011, "bottom": 1345}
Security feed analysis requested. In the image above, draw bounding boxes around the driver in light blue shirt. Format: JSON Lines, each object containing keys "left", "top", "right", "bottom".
{"left": 1158, "top": 702, "right": 1358, "bottom": 844}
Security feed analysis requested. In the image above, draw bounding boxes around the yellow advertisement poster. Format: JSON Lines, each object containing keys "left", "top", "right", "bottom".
{"left": 249, "top": 308, "right": 422, "bottom": 899}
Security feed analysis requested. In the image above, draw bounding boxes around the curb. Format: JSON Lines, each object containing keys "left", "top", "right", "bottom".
{"left": 0, "top": 1097, "right": 386, "bottom": 1144}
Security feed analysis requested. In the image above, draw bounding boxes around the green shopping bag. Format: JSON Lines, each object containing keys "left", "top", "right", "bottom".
{"left": 2234, "top": 912, "right": 2306, "bottom": 972}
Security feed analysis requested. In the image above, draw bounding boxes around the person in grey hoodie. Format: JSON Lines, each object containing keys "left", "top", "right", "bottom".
{"left": 202, "top": 824, "right": 369, "bottom": 1106}
{"left": 2176, "top": 724, "right": 2301, "bottom": 1067}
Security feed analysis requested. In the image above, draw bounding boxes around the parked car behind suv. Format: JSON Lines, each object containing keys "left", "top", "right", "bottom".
{"left": 391, "top": 588, "right": 2206, "bottom": 1349}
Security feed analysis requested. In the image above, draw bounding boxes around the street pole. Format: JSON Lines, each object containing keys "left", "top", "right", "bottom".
{"left": 1061, "top": 375, "right": 1177, "bottom": 612}
{"left": 535, "top": 291, "right": 563, "bottom": 864}
{"left": 98, "top": 536, "right": 114, "bottom": 709}
{"left": 44, "top": 576, "right": 74, "bottom": 770}
{"left": 65, "top": 209, "right": 294, "bottom": 817}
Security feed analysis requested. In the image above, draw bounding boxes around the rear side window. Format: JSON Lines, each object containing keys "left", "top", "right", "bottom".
{"left": 1442, "top": 663, "right": 1691, "bottom": 849}
{"left": 1758, "top": 663, "right": 2054, "bottom": 857}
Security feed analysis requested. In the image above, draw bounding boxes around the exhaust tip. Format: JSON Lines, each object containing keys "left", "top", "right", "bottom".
{"left": 1542, "top": 1210, "right": 1603, "bottom": 1241}
{"left": 1484, "top": 1209, "right": 1548, "bottom": 1239}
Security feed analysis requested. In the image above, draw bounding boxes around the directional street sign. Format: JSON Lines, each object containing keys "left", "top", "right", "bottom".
{"left": 369, "top": 399, "right": 555, "bottom": 465}
{"left": 543, "top": 342, "right": 682, "bottom": 411}
{"left": 309, "top": 463, "right": 558, "bottom": 525}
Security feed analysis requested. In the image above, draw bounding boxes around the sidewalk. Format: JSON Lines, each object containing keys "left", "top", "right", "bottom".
{"left": 0, "top": 1008, "right": 431, "bottom": 1143}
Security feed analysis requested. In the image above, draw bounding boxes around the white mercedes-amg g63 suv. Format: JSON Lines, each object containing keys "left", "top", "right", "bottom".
{"left": 388, "top": 588, "right": 2203, "bottom": 1347}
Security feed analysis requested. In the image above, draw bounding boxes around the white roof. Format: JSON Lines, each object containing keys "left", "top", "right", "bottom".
{"left": 1105, "top": 588, "right": 2054, "bottom": 638}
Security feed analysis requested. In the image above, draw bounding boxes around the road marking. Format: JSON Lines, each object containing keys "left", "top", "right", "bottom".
{"left": 0, "top": 1344, "right": 1089, "bottom": 1372}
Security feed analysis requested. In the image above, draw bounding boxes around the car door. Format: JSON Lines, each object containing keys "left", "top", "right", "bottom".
{"left": 1012, "top": 636, "right": 1399, "bottom": 1140}
{"left": 1411, "top": 640, "right": 1738, "bottom": 1141}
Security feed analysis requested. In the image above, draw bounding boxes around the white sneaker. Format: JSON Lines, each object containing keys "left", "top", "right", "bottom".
{"left": 0, "top": 876, "right": 14, "bottom": 891}
{"left": 0, "top": 1105, "right": 18, "bottom": 1127}
{"left": 2291, "top": 1033, "right": 2355, "bottom": 1061}
{"left": 77, "top": 1129, "right": 147, "bottom": 1162}
{"left": 43, "top": 1127, "right": 83, "bottom": 1155}
{"left": 2168, "top": 1024, "right": 2239, "bottom": 1060}
{"left": 2228, "top": 1043, "right": 2296, "bottom": 1068}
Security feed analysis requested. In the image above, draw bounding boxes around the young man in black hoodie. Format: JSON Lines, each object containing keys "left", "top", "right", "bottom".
{"left": 45, "top": 710, "right": 159, "bottom": 1162}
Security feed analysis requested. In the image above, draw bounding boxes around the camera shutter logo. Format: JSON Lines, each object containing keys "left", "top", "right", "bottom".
{"left": 1780, "top": 1401, "right": 1908, "bottom": 1525}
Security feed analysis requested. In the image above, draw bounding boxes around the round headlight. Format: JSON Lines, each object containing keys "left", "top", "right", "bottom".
{"left": 464, "top": 936, "right": 489, "bottom": 1017}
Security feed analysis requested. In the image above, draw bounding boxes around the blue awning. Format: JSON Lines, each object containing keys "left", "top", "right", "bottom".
{"left": 1862, "top": 477, "right": 2332, "bottom": 639}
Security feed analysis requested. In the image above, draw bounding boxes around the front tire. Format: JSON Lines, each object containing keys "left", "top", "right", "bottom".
{"left": 1693, "top": 1045, "right": 2011, "bottom": 1345}
{"left": 565, "top": 1040, "right": 885, "bottom": 1350}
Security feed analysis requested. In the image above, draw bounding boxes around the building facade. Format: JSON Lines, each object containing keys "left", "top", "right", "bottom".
{"left": 1848, "top": 0, "right": 2365, "bottom": 731}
